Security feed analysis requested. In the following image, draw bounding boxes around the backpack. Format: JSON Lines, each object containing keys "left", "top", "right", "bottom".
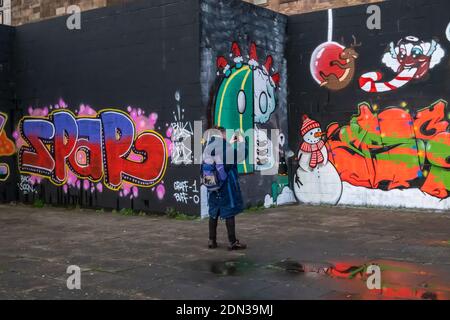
{"left": 201, "top": 162, "right": 221, "bottom": 192}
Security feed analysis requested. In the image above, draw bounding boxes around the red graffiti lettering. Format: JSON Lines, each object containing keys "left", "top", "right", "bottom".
{"left": 18, "top": 110, "right": 168, "bottom": 190}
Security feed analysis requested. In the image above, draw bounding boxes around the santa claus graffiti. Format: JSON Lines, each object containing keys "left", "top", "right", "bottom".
{"left": 359, "top": 36, "right": 445, "bottom": 93}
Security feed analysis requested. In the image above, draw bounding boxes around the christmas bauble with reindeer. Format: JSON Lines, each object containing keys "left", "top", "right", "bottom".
{"left": 310, "top": 41, "right": 346, "bottom": 86}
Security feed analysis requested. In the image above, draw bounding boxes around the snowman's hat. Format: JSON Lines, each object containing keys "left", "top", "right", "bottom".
{"left": 301, "top": 115, "right": 321, "bottom": 136}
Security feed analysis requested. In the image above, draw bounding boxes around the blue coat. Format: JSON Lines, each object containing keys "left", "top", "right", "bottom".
{"left": 203, "top": 137, "right": 246, "bottom": 219}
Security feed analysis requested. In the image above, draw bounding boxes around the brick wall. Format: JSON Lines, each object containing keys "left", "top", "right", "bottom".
{"left": 11, "top": 0, "right": 136, "bottom": 26}
{"left": 12, "top": 0, "right": 386, "bottom": 26}
{"left": 244, "top": 0, "right": 385, "bottom": 14}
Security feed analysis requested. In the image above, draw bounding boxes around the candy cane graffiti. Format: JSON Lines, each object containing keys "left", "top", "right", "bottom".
{"left": 310, "top": 9, "right": 360, "bottom": 91}
{"left": 0, "top": 112, "right": 16, "bottom": 181}
{"left": 17, "top": 109, "right": 168, "bottom": 191}
{"left": 359, "top": 36, "right": 445, "bottom": 93}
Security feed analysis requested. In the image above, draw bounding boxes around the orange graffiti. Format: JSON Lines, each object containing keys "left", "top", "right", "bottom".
{"left": 0, "top": 130, "right": 15, "bottom": 157}
{"left": 326, "top": 100, "right": 450, "bottom": 198}
{"left": 0, "top": 112, "right": 15, "bottom": 182}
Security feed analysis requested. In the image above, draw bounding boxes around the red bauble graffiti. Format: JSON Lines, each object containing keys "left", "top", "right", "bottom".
{"left": 310, "top": 42, "right": 346, "bottom": 85}
{"left": 309, "top": 9, "right": 359, "bottom": 91}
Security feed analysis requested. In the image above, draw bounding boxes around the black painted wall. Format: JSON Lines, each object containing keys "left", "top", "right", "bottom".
{"left": 7, "top": 0, "right": 448, "bottom": 213}
{"left": 1, "top": 0, "right": 291, "bottom": 215}
{"left": 12, "top": 0, "right": 202, "bottom": 214}
{"left": 0, "top": 26, "right": 16, "bottom": 203}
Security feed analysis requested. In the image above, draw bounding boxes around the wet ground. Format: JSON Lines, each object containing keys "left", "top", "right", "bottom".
{"left": 0, "top": 203, "right": 449, "bottom": 300}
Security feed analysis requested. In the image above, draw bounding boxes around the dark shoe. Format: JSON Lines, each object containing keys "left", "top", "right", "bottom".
{"left": 228, "top": 240, "right": 247, "bottom": 251}
{"left": 208, "top": 240, "right": 218, "bottom": 249}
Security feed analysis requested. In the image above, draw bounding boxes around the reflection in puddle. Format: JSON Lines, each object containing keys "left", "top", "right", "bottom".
{"left": 271, "top": 259, "right": 305, "bottom": 274}
{"left": 321, "top": 260, "right": 449, "bottom": 300}
{"left": 208, "top": 258, "right": 450, "bottom": 300}
{"left": 209, "top": 259, "right": 258, "bottom": 276}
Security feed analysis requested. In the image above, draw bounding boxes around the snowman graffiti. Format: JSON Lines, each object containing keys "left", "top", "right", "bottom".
{"left": 294, "top": 115, "right": 342, "bottom": 205}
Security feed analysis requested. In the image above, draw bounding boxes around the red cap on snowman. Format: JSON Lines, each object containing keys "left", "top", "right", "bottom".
{"left": 300, "top": 115, "right": 325, "bottom": 169}
{"left": 301, "top": 115, "right": 321, "bottom": 136}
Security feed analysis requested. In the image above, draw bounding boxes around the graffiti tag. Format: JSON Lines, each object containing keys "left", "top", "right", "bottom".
{"left": 18, "top": 175, "right": 37, "bottom": 194}
{"left": 173, "top": 179, "right": 200, "bottom": 204}
{"left": 170, "top": 91, "right": 193, "bottom": 165}
{"left": 18, "top": 110, "right": 168, "bottom": 191}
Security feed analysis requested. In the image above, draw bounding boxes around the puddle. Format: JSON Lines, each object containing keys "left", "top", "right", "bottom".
{"left": 314, "top": 259, "right": 450, "bottom": 300}
{"left": 209, "top": 258, "right": 259, "bottom": 276}
{"left": 271, "top": 259, "right": 305, "bottom": 274}
{"left": 207, "top": 258, "right": 450, "bottom": 300}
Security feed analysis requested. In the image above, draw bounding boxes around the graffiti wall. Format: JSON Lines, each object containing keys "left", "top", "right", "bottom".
{"left": 1, "top": 0, "right": 294, "bottom": 215}
{"left": 288, "top": 0, "right": 450, "bottom": 209}
{"left": 2, "top": 0, "right": 203, "bottom": 214}
{"left": 201, "top": 0, "right": 295, "bottom": 209}
{"left": 2, "top": 0, "right": 450, "bottom": 214}
{"left": 0, "top": 26, "right": 16, "bottom": 202}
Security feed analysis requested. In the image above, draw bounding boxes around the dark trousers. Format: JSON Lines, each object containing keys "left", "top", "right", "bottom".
{"left": 209, "top": 215, "right": 237, "bottom": 244}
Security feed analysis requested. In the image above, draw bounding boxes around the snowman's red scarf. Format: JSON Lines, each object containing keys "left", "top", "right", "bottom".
{"left": 300, "top": 140, "right": 325, "bottom": 169}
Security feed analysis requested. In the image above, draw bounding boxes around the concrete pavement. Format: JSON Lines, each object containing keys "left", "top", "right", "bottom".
{"left": 0, "top": 203, "right": 449, "bottom": 299}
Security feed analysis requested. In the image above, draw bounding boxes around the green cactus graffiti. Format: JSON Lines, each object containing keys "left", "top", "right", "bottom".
{"left": 213, "top": 42, "right": 280, "bottom": 174}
